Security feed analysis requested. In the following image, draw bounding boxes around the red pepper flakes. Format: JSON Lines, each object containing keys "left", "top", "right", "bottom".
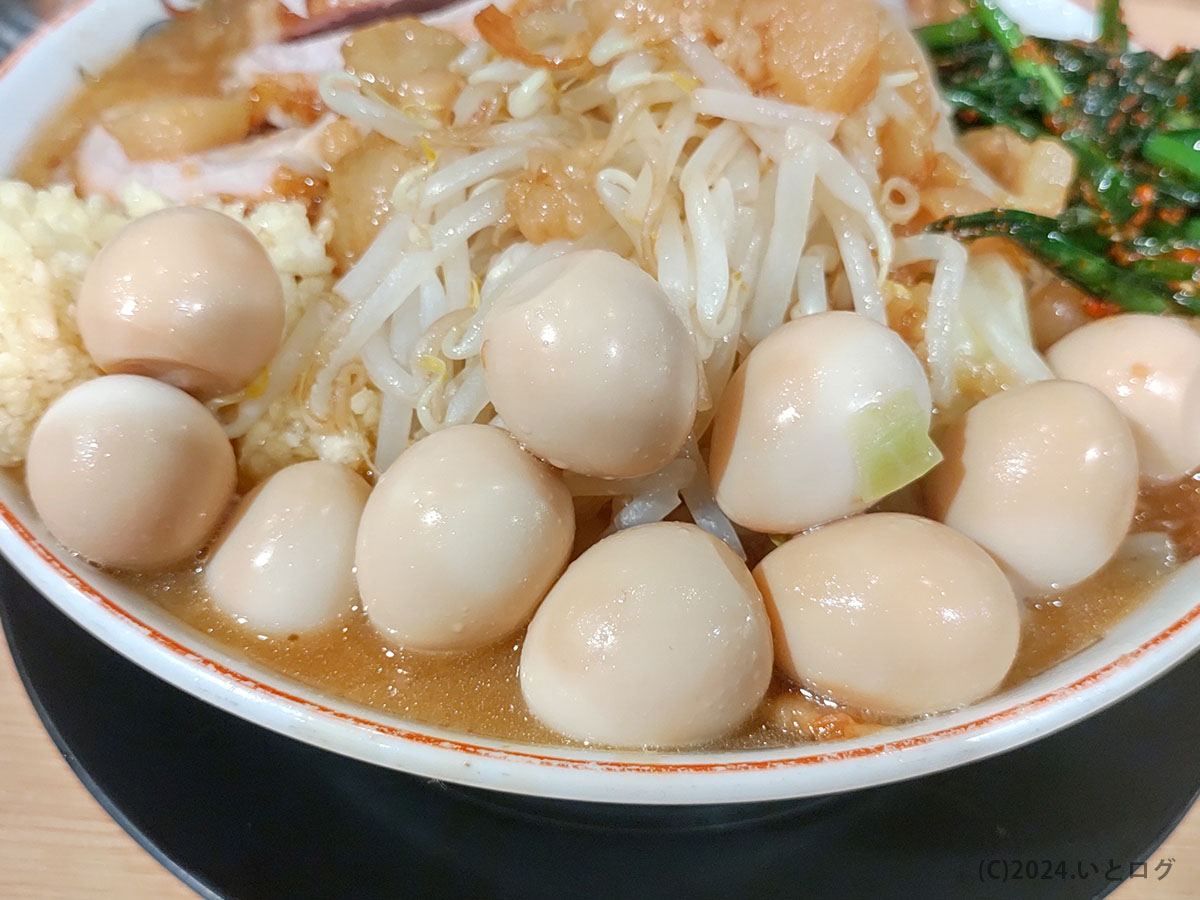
{"left": 1110, "top": 245, "right": 1140, "bottom": 265}
{"left": 1159, "top": 207, "right": 1187, "bottom": 226}
{"left": 1083, "top": 297, "right": 1124, "bottom": 318}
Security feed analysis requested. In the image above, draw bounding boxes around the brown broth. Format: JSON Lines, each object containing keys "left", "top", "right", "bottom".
{"left": 126, "top": 564, "right": 885, "bottom": 750}
{"left": 1005, "top": 546, "right": 1174, "bottom": 686}
{"left": 125, "top": 471, "right": 1195, "bottom": 752}
{"left": 116, "top": 497, "right": 1178, "bottom": 753}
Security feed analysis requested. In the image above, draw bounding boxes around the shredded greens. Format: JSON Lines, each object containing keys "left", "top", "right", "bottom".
{"left": 919, "top": 0, "right": 1200, "bottom": 314}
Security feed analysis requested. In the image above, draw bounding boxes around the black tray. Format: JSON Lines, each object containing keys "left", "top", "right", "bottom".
{"left": 2, "top": 560, "right": 1199, "bottom": 900}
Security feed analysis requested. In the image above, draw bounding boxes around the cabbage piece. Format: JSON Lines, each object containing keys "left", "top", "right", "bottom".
{"left": 849, "top": 389, "right": 942, "bottom": 504}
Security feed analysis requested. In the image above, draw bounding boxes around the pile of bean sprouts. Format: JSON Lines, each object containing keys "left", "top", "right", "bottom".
{"left": 229, "top": 7, "right": 1056, "bottom": 550}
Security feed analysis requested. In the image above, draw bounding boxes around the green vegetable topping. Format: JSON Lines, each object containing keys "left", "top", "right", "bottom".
{"left": 916, "top": 0, "right": 1200, "bottom": 313}
{"left": 849, "top": 390, "right": 943, "bottom": 505}
{"left": 929, "top": 209, "right": 1198, "bottom": 313}
{"left": 1097, "top": 0, "right": 1129, "bottom": 54}
{"left": 1144, "top": 131, "right": 1200, "bottom": 183}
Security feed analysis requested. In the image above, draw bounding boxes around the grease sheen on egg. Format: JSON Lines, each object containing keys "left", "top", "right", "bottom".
{"left": 481, "top": 249, "right": 699, "bottom": 479}
{"left": 205, "top": 461, "right": 370, "bottom": 634}
{"left": 355, "top": 424, "right": 575, "bottom": 651}
{"left": 519, "top": 522, "right": 773, "bottom": 748}
{"left": 754, "top": 513, "right": 1020, "bottom": 718}
{"left": 25, "top": 374, "right": 236, "bottom": 570}
{"left": 1047, "top": 314, "right": 1200, "bottom": 481}
{"left": 925, "top": 379, "right": 1139, "bottom": 592}
{"left": 710, "top": 310, "right": 934, "bottom": 533}
{"left": 77, "top": 206, "right": 286, "bottom": 399}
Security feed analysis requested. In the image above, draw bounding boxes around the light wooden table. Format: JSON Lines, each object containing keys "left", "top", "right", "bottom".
{"left": 0, "top": 633, "right": 1196, "bottom": 899}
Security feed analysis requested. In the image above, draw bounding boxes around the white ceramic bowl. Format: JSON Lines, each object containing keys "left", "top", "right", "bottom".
{"left": 2, "top": 0, "right": 1200, "bottom": 807}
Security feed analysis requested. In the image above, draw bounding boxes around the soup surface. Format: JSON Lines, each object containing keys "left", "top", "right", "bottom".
{"left": 125, "top": 534, "right": 1173, "bottom": 749}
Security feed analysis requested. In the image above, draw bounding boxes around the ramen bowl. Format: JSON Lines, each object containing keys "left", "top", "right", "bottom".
{"left": 2, "top": 0, "right": 1200, "bottom": 807}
